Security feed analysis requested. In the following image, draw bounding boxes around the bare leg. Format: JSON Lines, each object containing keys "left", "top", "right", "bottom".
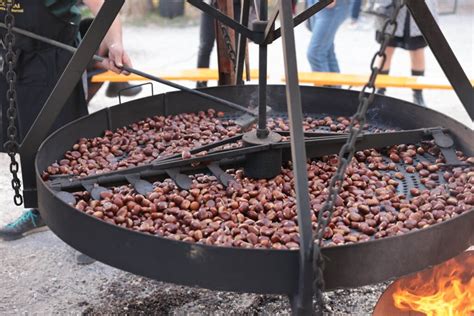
{"left": 381, "top": 46, "right": 395, "bottom": 71}
{"left": 409, "top": 48, "right": 425, "bottom": 72}
{"left": 410, "top": 48, "right": 426, "bottom": 107}
{"left": 377, "top": 47, "right": 395, "bottom": 94}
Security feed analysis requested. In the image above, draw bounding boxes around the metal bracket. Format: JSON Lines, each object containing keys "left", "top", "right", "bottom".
{"left": 165, "top": 168, "right": 192, "bottom": 190}
{"left": 125, "top": 174, "right": 154, "bottom": 195}
{"left": 55, "top": 191, "right": 77, "bottom": 205}
{"left": 118, "top": 82, "right": 154, "bottom": 105}
{"left": 431, "top": 129, "right": 465, "bottom": 166}
{"left": 82, "top": 181, "right": 110, "bottom": 200}
{"left": 207, "top": 162, "right": 235, "bottom": 187}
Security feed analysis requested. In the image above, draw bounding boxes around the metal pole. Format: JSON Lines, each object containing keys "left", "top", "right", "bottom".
{"left": 0, "top": 23, "right": 255, "bottom": 116}
{"left": 278, "top": 0, "right": 315, "bottom": 314}
{"left": 271, "top": 0, "right": 333, "bottom": 42}
{"left": 257, "top": 0, "right": 269, "bottom": 138}
{"left": 235, "top": 0, "right": 251, "bottom": 85}
{"left": 19, "top": 0, "right": 125, "bottom": 207}
{"left": 406, "top": 0, "right": 473, "bottom": 120}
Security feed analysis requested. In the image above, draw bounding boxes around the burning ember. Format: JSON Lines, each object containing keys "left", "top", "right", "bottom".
{"left": 374, "top": 251, "right": 473, "bottom": 316}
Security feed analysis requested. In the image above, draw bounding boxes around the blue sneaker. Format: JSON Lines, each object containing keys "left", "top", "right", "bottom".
{"left": 0, "top": 209, "right": 47, "bottom": 241}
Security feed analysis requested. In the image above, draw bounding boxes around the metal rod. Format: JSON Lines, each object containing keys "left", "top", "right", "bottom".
{"left": 405, "top": 0, "right": 473, "bottom": 120}
{"left": 49, "top": 127, "right": 443, "bottom": 191}
{"left": 263, "top": 8, "right": 279, "bottom": 43}
{"left": 271, "top": 0, "right": 333, "bottom": 42}
{"left": 0, "top": 23, "right": 255, "bottom": 116}
{"left": 257, "top": 0, "right": 269, "bottom": 138}
{"left": 253, "top": 0, "right": 261, "bottom": 20}
{"left": 120, "top": 65, "right": 254, "bottom": 115}
{"left": 235, "top": 0, "right": 251, "bottom": 85}
{"left": 187, "top": 0, "right": 257, "bottom": 41}
{"left": 50, "top": 144, "right": 270, "bottom": 191}
{"left": 278, "top": 0, "right": 314, "bottom": 314}
{"left": 19, "top": 0, "right": 125, "bottom": 207}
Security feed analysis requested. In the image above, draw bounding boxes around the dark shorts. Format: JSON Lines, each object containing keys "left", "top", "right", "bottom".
{"left": 376, "top": 11, "right": 428, "bottom": 51}
{"left": 376, "top": 32, "right": 427, "bottom": 51}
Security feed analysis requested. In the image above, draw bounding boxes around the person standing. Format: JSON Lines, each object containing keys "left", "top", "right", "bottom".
{"left": 374, "top": 0, "right": 438, "bottom": 106}
{"left": 0, "top": 0, "right": 133, "bottom": 241}
{"left": 306, "top": 0, "right": 350, "bottom": 73}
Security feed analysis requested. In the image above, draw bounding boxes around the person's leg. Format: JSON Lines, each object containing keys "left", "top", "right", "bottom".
{"left": 410, "top": 48, "right": 426, "bottom": 106}
{"left": 327, "top": 1, "right": 350, "bottom": 73}
{"left": 376, "top": 46, "right": 395, "bottom": 95}
{"left": 350, "top": 0, "right": 362, "bottom": 22}
{"left": 196, "top": 11, "right": 216, "bottom": 88}
{"left": 410, "top": 47, "right": 425, "bottom": 72}
{"left": 307, "top": 1, "right": 348, "bottom": 72}
{"left": 381, "top": 46, "right": 395, "bottom": 72}
{"left": 327, "top": 43, "right": 340, "bottom": 73}
{"left": 0, "top": 209, "right": 46, "bottom": 241}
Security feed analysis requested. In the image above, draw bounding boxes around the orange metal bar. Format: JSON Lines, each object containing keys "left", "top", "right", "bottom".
{"left": 91, "top": 68, "right": 261, "bottom": 83}
{"left": 295, "top": 72, "right": 474, "bottom": 90}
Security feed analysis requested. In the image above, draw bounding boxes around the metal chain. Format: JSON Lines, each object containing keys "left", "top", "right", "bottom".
{"left": 219, "top": 22, "right": 237, "bottom": 68}
{"left": 211, "top": 0, "right": 237, "bottom": 69}
{"left": 3, "top": 2, "right": 23, "bottom": 206}
{"left": 312, "top": 0, "right": 405, "bottom": 311}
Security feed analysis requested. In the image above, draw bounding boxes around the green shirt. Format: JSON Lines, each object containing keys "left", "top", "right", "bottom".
{"left": 44, "top": 0, "right": 81, "bottom": 25}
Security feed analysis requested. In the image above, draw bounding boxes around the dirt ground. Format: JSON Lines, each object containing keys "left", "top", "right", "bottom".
{"left": 0, "top": 228, "right": 388, "bottom": 314}
{"left": 1, "top": 1, "right": 473, "bottom": 314}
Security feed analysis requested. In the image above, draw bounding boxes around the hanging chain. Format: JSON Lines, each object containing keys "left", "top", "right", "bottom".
{"left": 219, "top": 22, "right": 237, "bottom": 68}
{"left": 3, "top": 2, "right": 23, "bottom": 206}
{"left": 211, "top": 0, "right": 237, "bottom": 69}
{"left": 312, "top": 0, "right": 405, "bottom": 311}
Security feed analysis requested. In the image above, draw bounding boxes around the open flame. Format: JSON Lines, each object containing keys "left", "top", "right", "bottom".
{"left": 392, "top": 251, "right": 473, "bottom": 316}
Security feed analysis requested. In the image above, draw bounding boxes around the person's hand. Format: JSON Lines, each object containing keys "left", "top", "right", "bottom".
{"left": 101, "top": 42, "right": 132, "bottom": 75}
{"left": 327, "top": 0, "right": 337, "bottom": 8}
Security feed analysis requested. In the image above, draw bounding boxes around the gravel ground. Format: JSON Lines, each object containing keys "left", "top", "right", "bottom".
{"left": 0, "top": 1, "right": 473, "bottom": 314}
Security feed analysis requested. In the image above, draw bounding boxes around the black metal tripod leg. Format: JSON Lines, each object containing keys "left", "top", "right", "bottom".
{"left": 271, "top": 0, "right": 333, "bottom": 42}
{"left": 406, "top": 0, "right": 473, "bottom": 120}
{"left": 19, "top": 0, "right": 125, "bottom": 207}
{"left": 235, "top": 0, "right": 251, "bottom": 85}
{"left": 279, "top": 0, "right": 315, "bottom": 314}
{"left": 187, "top": 0, "right": 256, "bottom": 41}
{"left": 257, "top": 0, "right": 269, "bottom": 137}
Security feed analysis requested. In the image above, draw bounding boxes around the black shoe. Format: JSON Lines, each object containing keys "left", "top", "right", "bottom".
{"left": 413, "top": 90, "right": 426, "bottom": 107}
{"left": 106, "top": 82, "right": 142, "bottom": 98}
{"left": 196, "top": 81, "right": 207, "bottom": 88}
{"left": 0, "top": 209, "right": 47, "bottom": 241}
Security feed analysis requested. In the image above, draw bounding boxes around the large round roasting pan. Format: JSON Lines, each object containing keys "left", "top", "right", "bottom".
{"left": 35, "top": 85, "right": 474, "bottom": 293}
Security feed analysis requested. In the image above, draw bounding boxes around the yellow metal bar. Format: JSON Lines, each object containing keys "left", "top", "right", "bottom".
{"left": 91, "top": 68, "right": 261, "bottom": 83}
{"left": 293, "top": 72, "right": 474, "bottom": 90}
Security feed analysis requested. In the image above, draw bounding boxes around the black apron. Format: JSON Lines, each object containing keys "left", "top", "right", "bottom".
{"left": 0, "top": 0, "right": 88, "bottom": 148}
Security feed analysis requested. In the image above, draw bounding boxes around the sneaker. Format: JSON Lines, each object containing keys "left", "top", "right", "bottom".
{"left": 105, "top": 82, "right": 143, "bottom": 98}
{"left": 196, "top": 81, "right": 208, "bottom": 88}
{"left": 0, "top": 209, "right": 47, "bottom": 241}
{"left": 347, "top": 20, "right": 358, "bottom": 30}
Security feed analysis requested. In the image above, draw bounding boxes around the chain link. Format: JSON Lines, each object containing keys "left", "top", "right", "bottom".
{"left": 219, "top": 22, "right": 237, "bottom": 68}
{"left": 312, "top": 0, "right": 405, "bottom": 311}
{"left": 3, "top": 2, "right": 23, "bottom": 206}
{"left": 211, "top": 0, "right": 237, "bottom": 72}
